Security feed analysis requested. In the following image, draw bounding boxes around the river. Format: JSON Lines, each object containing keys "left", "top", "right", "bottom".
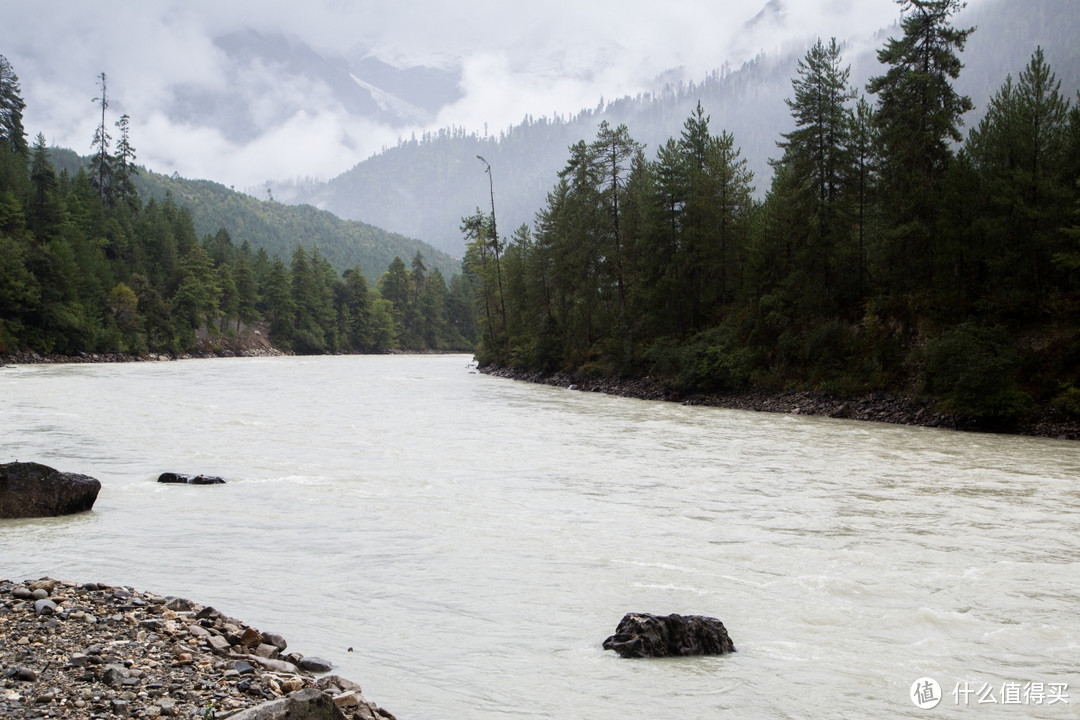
{"left": 1, "top": 354, "right": 1077, "bottom": 718}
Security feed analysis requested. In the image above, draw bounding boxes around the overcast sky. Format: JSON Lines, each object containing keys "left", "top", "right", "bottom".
{"left": 0, "top": 0, "right": 977, "bottom": 190}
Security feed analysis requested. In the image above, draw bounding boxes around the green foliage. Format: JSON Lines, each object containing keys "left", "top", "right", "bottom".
{"left": 643, "top": 326, "right": 757, "bottom": 393}
{"left": 0, "top": 54, "right": 28, "bottom": 158}
{"left": 133, "top": 170, "right": 457, "bottom": 282}
{"left": 867, "top": 0, "right": 975, "bottom": 292}
{"left": 923, "top": 324, "right": 1034, "bottom": 423}
{"left": 1052, "top": 386, "right": 1080, "bottom": 418}
{"left": 0, "top": 56, "right": 476, "bottom": 359}
{"left": 464, "top": 2, "right": 1079, "bottom": 428}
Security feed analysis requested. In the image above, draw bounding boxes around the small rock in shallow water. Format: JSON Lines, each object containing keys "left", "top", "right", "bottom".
{"left": 157, "top": 472, "right": 226, "bottom": 485}
{"left": 602, "top": 612, "right": 736, "bottom": 658}
{"left": 298, "top": 656, "right": 334, "bottom": 673}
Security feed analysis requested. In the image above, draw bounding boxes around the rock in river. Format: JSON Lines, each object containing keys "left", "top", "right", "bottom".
{"left": 0, "top": 461, "right": 101, "bottom": 518}
{"left": 157, "top": 472, "right": 226, "bottom": 484}
{"left": 602, "top": 612, "right": 736, "bottom": 658}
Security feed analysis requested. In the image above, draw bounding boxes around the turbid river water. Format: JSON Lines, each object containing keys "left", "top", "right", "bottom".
{"left": 1, "top": 354, "right": 1077, "bottom": 718}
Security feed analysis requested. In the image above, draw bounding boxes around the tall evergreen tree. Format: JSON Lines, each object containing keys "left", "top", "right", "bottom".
{"left": 0, "top": 55, "right": 27, "bottom": 157}
{"left": 867, "top": 0, "right": 974, "bottom": 292}
{"left": 232, "top": 252, "right": 259, "bottom": 333}
{"left": 27, "top": 133, "right": 65, "bottom": 241}
{"left": 261, "top": 257, "right": 293, "bottom": 344}
{"left": 965, "top": 47, "right": 1073, "bottom": 314}
{"left": 340, "top": 267, "right": 374, "bottom": 351}
{"left": 773, "top": 38, "right": 856, "bottom": 313}
{"left": 846, "top": 97, "right": 878, "bottom": 301}
{"left": 112, "top": 114, "right": 139, "bottom": 212}
{"left": 0, "top": 54, "right": 28, "bottom": 195}
{"left": 90, "top": 72, "right": 113, "bottom": 204}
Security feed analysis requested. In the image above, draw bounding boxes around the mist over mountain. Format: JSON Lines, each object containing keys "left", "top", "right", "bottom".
{"left": 167, "top": 30, "right": 463, "bottom": 144}
{"left": 270, "top": 0, "right": 1079, "bottom": 258}
{"left": 2, "top": 0, "right": 926, "bottom": 192}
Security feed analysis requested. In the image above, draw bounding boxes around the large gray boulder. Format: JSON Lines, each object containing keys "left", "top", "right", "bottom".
{"left": 602, "top": 612, "right": 736, "bottom": 658}
{"left": 0, "top": 461, "right": 101, "bottom": 518}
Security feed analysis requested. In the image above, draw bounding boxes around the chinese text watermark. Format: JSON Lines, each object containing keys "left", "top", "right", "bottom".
{"left": 911, "top": 678, "right": 1070, "bottom": 708}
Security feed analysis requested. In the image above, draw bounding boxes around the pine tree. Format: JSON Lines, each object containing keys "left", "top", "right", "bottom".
{"left": 378, "top": 255, "right": 412, "bottom": 347}
{"left": 27, "top": 133, "right": 65, "bottom": 240}
{"left": 590, "top": 121, "right": 641, "bottom": 364}
{"left": 0, "top": 54, "right": 28, "bottom": 194}
{"left": 0, "top": 55, "right": 27, "bottom": 156}
{"left": 90, "top": 72, "right": 113, "bottom": 204}
{"left": 261, "top": 258, "right": 294, "bottom": 345}
{"left": 232, "top": 252, "right": 259, "bottom": 333}
{"left": 461, "top": 209, "right": 501, "bottom": 355}
{"left": 340, "top": 267, "right": 374, "bottom": 351}
{"left": 773, "top": 38, "right": 856, "bottom": 313}
{"left": 846, "top": 97, "right": 877, "bottom": 301}
{"left": 867, "top": 0, "right": 974, "bottom": 292}
{"left": 965, "top": 47, "right": 1073, "bottom": 314}
{"left": 112, "top": 114, "right": 139, "bottom": 212}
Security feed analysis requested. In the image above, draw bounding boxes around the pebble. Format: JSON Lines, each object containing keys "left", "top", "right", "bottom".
{"left": 0, "top": 577, "right": 396, "bottom": 720}
{"left": 33, "top": 599, "right": 57, "bottom": 616}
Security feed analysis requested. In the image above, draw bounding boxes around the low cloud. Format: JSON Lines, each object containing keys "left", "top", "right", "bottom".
{"left": 1, "top": 0, "right": 986, "bottom": 189}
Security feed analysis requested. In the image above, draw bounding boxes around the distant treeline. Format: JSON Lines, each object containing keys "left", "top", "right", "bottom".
{"left": 464, "top": 0, "right": 1080, "bottom": 427}
{"left": 0, "top": 63, "right": 478, "bottom": 356}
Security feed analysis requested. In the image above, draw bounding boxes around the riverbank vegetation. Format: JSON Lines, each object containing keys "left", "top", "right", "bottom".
{"left": 463, "top": 0, "right": 1080, "bottom": 429}
{"left": 0, "top": 65, "right": 478, "bottom": 357}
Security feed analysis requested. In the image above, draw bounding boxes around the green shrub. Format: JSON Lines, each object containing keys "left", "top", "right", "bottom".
{"left": 1052, "top": 386, "right": 1080, "bottom": 418}
{"left": 644, "top": 326, "right": 756, "bottom": 393}
{"left": 923, "top": 323, "right": 1033, "bottom": 423}
{"left": 803, "top": 319, "right": 856, "bottom": 378}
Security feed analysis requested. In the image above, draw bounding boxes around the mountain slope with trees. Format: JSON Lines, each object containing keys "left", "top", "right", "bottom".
{"left": 0, "top": 63, "right": 477, "bottom": 358}
{"left": 45, "top": 146, "right": 459, "bottom": 282}
{"left": 459, "top": 0, "right": 1080, "bottom": 431}
{"left": 274, "top": 0, "right": 1080, "bottom": 259}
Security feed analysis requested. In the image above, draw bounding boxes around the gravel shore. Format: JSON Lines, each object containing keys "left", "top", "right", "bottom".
{"left": 0, "top": 577, "right": 394, "bottom": 719}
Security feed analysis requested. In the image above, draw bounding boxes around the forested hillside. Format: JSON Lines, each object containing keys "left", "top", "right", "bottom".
{"left": 461, "top": 0, "right": 1080, "bottom": 429}
{"left": 0, "top": 63, "right": 477, "bottom": 358}
{"left": 275, "top": 0, "right": 1080, "bottom": 258}
{"left": 44, "top": 147, "right": 459, "bottom": 282}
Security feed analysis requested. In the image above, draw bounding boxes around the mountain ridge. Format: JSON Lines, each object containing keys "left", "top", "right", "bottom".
{"left": 271, "top": 0, "right": 1080, "bottom": 257}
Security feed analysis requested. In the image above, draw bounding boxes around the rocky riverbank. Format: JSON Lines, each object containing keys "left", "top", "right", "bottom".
{"left": 0, "top": 577, "right": 394, "bottom": 719}
{"left": 481, "top": 366, "right": 1080, "bottom": 440}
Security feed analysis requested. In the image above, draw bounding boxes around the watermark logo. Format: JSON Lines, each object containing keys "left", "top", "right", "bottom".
{"left": 911, "top": 677, "right": 942, "bottom": 709}
{"left": 910, "top": 678, "right": 1070, "bottom": 709}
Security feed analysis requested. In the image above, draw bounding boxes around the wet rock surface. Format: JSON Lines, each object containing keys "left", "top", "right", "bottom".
{"left": 0, "top": 462, "right": 102, "bottom": 519}
{"left": 0, "top": 577, "right": 395, "bottom": 720}
{"left": 602, "top": 612, "right": 736, "bottom": 658}
{"left": 157, "top": 473, "right": 226, "bottom": 485}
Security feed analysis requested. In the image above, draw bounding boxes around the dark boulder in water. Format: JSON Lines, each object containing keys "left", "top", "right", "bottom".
{"left": 0, "top": 461, "right": 101, "bottom": 518}
{"left": 158, "top": 472, "right": 226, "bottom": 485}
{"left": 602, "top": 612, "right": 735, "bottom": 658}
